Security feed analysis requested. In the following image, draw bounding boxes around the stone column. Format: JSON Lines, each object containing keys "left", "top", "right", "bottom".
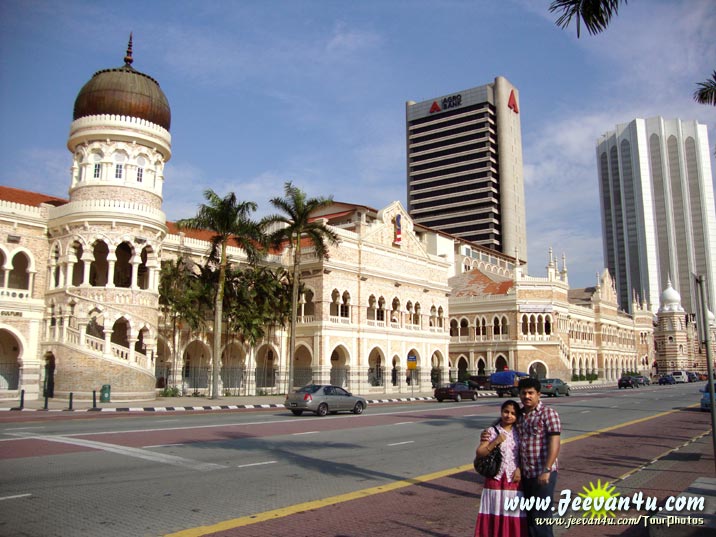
{"left": 103, "top": 329, "right": 113, "bottom": 359}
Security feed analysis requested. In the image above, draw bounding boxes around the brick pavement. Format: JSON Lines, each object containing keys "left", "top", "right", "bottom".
{"left": 165, "top": 407, "right": 713, "bottom": 537}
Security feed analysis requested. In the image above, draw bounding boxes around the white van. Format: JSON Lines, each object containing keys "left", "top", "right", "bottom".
{"left": 671, "top": 371, "right": 688, "bottom": 383}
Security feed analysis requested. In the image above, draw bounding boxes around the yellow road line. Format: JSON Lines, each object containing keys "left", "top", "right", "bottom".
{"left": 164, "top": 404, "right": 700, "bottom": 537}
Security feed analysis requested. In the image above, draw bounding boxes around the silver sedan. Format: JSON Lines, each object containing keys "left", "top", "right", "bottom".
{"left": 284, "top": 384, "right": 368, "bottom": 416}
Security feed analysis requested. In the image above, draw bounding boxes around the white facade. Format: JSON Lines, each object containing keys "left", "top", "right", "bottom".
{"left": 597, "top": 117, "right": 716, "bottom": 316}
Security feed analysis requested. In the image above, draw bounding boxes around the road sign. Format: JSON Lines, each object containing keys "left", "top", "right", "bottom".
{"left": 407, "top": 355, "right": 417, "bottom": 370}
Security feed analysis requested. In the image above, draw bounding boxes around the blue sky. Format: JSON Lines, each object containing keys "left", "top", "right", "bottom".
{"left": 1, "top": 0, "right": 714, "bottom": 289}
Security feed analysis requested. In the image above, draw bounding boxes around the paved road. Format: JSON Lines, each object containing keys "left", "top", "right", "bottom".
{"left": 0, "top": 383, "right": 711, "bottom": 536}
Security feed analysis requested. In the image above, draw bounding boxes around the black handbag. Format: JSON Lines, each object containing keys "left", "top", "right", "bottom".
{"left": 473, "top": 426, "right": 503, "bottom": 478}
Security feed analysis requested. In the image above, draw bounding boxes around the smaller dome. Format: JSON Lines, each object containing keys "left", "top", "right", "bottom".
{"left": 659, "top": 279, "right": 684, "bottom": 313}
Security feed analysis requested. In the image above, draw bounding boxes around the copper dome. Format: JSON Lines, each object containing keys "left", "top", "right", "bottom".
{"left": 72, "top": 37, "right": 171, "bottom": 131}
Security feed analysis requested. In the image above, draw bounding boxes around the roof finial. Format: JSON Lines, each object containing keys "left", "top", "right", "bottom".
{"left": 124, "top": 33, "right": 134, "bottom": 66}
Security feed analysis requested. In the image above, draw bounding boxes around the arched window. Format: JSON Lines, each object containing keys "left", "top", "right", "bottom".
{"left": 114, "top": 153, "right": 126, "bottom": 180}
{"left": 330, "top": 289, "right": 340, "bottom": 316}
{"left": 450, "top": 319, "right": 459, "bottom": 337}
{"left": 90, "top": 241, "right": 109, "bottom": 287}
{"left": 459, "top": 318, "right": 469, "bottom": 337}
{"left": 493, "top": 316, "right": 501, "bottom": 337}
{"left": 413, "top": 303, "right": 421, "bottom": 326}
{"left": 377, "top": 296, "right": 386, "bottom": 322}
{"left": 114, "top": 242, "right": 133, "bottom": 288}
{"left": 391, "top": 297, "right": 401, "bottom": 324}
{"left": 340, "top": 291, "right": 350, "bottom": 318}
{"left": 9, "top": 252, "right": 30, "bottom": 289}
{"left": 367, "top": 295, "right": 377, "bottom": 320}
{"left": 136, "top": 156, "right": 146, "bottom": 183}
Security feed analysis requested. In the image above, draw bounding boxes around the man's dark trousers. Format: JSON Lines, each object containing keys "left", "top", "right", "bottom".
{"left": 522, "top": 471, "right": 558, "bottom": 537}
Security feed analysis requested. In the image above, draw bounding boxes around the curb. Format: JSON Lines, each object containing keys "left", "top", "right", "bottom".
{"left": 0, "top": 396, "right": 436, "bottom": 413}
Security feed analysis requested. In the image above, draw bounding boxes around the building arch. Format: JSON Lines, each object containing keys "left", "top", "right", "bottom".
{"left": 368, "top": 346, "right": 385, "bottom": 386}
{"left": 528, "top": 360, "right": 548, "bottom": 379}
{"left": 293, "top": 344, "right": 313, "bottom": 387}
{"left": 329, "top": 344, "right": 350, "bottom": 386}
{"left": 255, "top": 344, "right": 279, "bottom": 389}
{"left": 183, "top": 339, "right": 211, "bottom": 392}
{"left": 494, "top": 354, "right": 508, "bottom": 371}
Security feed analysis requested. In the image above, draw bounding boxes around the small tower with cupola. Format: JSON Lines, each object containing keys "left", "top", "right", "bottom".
{"left": 654, "top": 279, "right": 689, "bottom": 373}
{"left": 43, "top": 36, "right": 171, "bottom": 400}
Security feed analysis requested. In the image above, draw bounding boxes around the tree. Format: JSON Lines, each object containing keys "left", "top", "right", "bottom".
{"left": 158, "top": 256, "right": 210, "bottom": 391}
{"left": 693, "top": 71, "right": 716, "bottom": 107}
{"left": 176, "top": 190, "right": 265, "bottom": 399}
{"left": 264, "top": 182, "right": 339, "bottom": 392}
{"left": 549, "top": 0, "right": 626, "bottom": 38}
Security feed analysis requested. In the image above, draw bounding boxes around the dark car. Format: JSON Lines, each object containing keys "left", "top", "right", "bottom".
{"left": 618, "top": 376, "right": 638, "bottom": 389}
{"left": 687, "top": 372, "right": 699, "bottom": 383}
{"left": 284, "top": 384, "right": 367, "bottom": 416}
{"left": 467, "top": 375, "right": 492, "bottom": 391}
{"left": 633, "top": 375, "right": 650, "bottom": 386}
{"left": 434, "top": 382, "right": 478, "bottom": 402}
{"left": 541, "top": 378, "right": 571, "bottom": 397}
{"left": 658, "top": 374, "right": 676, "bottom": 385}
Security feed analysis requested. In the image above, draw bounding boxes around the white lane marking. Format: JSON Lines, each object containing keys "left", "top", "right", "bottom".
{"left": 394, "top": 422, "right": 413, "bottom": 425}
{"left": 292, "top": 431, "right": 319, "bottom": 436}
{"left": 0, "top": 494, "right": 32, "bottom": 501}
{"left": 143, "top": 443, "right": 184, "bottom": 449}
{"left": 581, "top": 410, "right": 591, "bottom": 414}
{"left": 237, "top": 460, "right": 277, "bottom": 468}
{"left": 388, "top": 441, "right": 415, "bottom": 447}
{"left": 9, "top": 433, "right": 225, "bottom": 471}
{"left": 463, "top": 414, "right": 480, "bottom": 417}
{"left": 4, "top": 427, "right": 45, "bottom": 431}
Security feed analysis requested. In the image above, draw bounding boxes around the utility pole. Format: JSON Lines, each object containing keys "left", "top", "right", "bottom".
{"left": 694, "top": 273, "right": 716, "bottom": 474}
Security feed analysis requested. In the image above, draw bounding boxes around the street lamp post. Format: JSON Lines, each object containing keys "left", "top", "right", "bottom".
{"left": 694, "top": 273, "right": 716, "bottom": 474}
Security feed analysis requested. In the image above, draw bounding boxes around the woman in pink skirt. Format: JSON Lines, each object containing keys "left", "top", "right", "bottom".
{"left": 475, "top": 400, "right": 527, "bottom": 537}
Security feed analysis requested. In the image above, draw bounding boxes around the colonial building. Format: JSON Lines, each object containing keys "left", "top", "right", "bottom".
{"left": 448, "top": 249, "right": 656, "bottom": 382}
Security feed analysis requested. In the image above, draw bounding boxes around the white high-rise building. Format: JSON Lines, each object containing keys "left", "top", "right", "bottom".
{"left": 596, "top": 117, "right": 716, "bottom": 315}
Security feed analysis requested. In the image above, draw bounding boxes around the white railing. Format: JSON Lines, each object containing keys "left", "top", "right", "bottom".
{"left": 297, "top": 315, "right": 316, "bottom": 324}
{"left": 367, "top": 319, "right": 386, "bottom": 328}
{"left": 85, "top": 333, "right": 105, "bottom": 353}
{"left": 329, "top": 315, "right": 351, "bottom": 325}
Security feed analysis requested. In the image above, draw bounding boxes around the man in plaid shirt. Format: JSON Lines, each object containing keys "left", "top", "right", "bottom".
{"left": 517, "top": 377, "right": 561, "bottom": 536}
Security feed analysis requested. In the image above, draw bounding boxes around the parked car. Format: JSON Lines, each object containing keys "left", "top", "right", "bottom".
{"left": 434, "top": 382, "right": 478, "bottom": 402}
{"left": 284, "top": 384, "right": 367, "bottom": 416}
{"left": 633, "top": 375, "right": 650, "bottom": 386}
{"left": 540, "top": 378, "right": 571, "bottom": 397}
{"left": 671, "top": 371, "right": 688, "bottom": 383}
{"left": 687, "top": 372, "right": 699, "bottom": 382}
{"left": 467, "top": 375, "right": 492, "bottom": 391}
{"left": 658, "top": 374, "right": 676, "bottom": 385}
{"left": 618, "top": 376, "right": 638, "bottom": 389}
{"left": 700, "top": 386, "right": 714, "bottom": 412}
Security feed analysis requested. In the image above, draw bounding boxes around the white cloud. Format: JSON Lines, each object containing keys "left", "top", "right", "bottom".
{"left": 326, "top": 22, "right": 381, "bottom": 54}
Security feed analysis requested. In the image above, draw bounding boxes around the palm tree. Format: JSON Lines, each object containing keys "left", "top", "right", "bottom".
{"left": 549, "top": 0, "right": 626, "bottom": 38}
{"left": 694, "top": 71, "right": 716, "bottom": 106}
{"left": 264, "top": 182, "right": 339, "bottom": 392}
{"left": 176, "top": 189, "right": 265, "bottom": 399}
